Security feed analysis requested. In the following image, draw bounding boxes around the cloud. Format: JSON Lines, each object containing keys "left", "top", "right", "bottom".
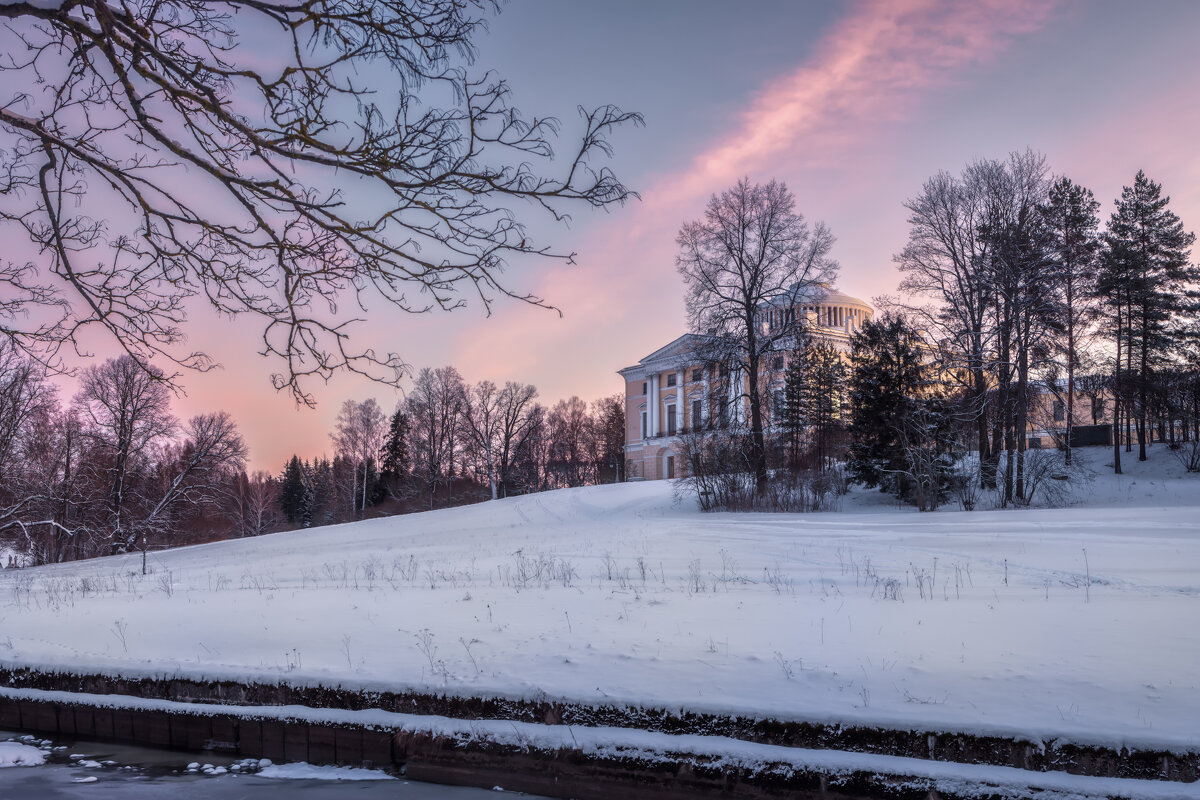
{"left": 446, "top": 0, "right": 1063, "bottom": 406}
{"left": 650, "top": 0, "right": 1062, "bottom": 213}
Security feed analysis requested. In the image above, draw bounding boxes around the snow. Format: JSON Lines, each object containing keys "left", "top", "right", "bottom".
{"left": 257, "top": 761, "right": 395, "bottom": 780}
{"left": 0, "top": 742, "right": 45, "bottom": 768}
{"left": 0, "top": 445, "right": 1197, "bottom": 757}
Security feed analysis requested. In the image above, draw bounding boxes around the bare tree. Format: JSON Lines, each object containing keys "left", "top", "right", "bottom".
{"left": 546, "top": 396, "right": 590, "bottom": 487}
{"left": 225, "top": 469, "right": 280, "bottom": 538}
{"left": 462, "top": 381, "right": 503, "bottom": 500}
{"left": 976, "top": 151, "right": 1053, "bottom": 505}
{"left": 135, "top": 411, "right": 247, "bottom": 564}
{"left": 894, "top": 165, "right": 998, "bottom": 488}
{"left": 462, "top": 380, "right": 538, "bottom": 500}
{"left": 406, "top": 366, "right": 466, "bottom": 508}
{"left": 74, "top": 355, "right": 176, "bottom": 547}
{"left": 0, "top": 342, "right": 56, "bottom": 476}
{"left": 244, "top": 471, "right": 281, "bottom": 537}
{"left": 332, "top": 398, "right": 387, "bottom": 516}
{"left": 894, "top": 150, "right": 1052, "bottom": 496}
{"left": 589, "top": 394, "right": 626, "bottom": 483}
{"left": 676, "top": 178, "right": 836, "bottom": 493}
{"left": 0, "top": 1, "right": 641, "bottom": 403}
{"left": 0, "top": 346, "right": 76, "bottom": 560}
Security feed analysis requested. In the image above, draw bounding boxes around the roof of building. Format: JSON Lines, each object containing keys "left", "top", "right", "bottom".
{"left": 759, "top": 283, "right": 872, "bottom": 312}
{"left": 816, "top": 289, "right": 872, "bottom": 310}
{"left": 617, "top": 287, "right": 871, "bottom": 378}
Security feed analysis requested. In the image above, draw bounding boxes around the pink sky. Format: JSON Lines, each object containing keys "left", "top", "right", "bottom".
{"left": 123, "top": 0, "right": 1200, "bottom": 471}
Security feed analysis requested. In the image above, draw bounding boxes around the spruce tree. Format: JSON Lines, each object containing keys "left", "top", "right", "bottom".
{"left": 379, "top": 409, "right": 412, "bottom": 496}
{"left": 279, "top": 455, "right": 307, "bottom": 525}
{"left": 847, "top": 315, "right": 927, "bottom": 496}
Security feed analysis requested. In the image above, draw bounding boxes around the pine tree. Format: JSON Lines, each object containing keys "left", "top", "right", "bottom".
{"left": 1040, "top": 177, "right": 1101, "bottom": 467}
{"left": 1101, "top": 171, "right": 1197, "bottom": 462}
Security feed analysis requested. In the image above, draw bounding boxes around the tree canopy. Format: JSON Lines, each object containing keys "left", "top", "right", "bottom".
{"left": 0, "top": 0, "right": 641, "bottom": 403}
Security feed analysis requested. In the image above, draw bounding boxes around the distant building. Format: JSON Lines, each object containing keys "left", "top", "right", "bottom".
{"left": 617, "top": 289, "right": 873, "bottom": 481}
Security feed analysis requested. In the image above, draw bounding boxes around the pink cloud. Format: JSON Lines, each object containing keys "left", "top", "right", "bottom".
{"left": 447, "top": 0, "right": 1064, "bottom": 405}
{"left": 650, "top": 0, "right": 1061, "bottom": 213}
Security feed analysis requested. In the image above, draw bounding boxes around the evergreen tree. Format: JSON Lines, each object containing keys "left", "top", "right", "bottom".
{"left": 379, "top": 409, "right": 412, "bottom": 497}
{"left": 847, "top": 315, "right": 928, "bottom": 497}
{"left": 799, "top": 340, "right": 848, "bottom": 472}
{"left": 312, "top": 457, "right": 347, "bottom": 525}
{"left": 781, "top": 345, "right": 806, "bottom": 469}
{"left": 1101, "top": 171, "right": 1197, "bottom": 462}
{"left": 278, "top": 455, "right": 307, "bottom": 525}
{"left": 782, "top": 339, "right": 847, "bottom": 471}
{"left": 1040, "top": 177, "right": 1101, "bottom": 467}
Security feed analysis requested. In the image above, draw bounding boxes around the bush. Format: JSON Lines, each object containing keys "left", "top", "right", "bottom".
{"left": 674, "top": 430, "right": 846, "bottom": 512}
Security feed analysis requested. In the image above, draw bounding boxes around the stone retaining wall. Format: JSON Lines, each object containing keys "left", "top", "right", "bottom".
{"left": 0, "top": 691, "right": 950, "bottom": 799}
{"left": 1, "top": 666, "right": 1196, "bottom": 797}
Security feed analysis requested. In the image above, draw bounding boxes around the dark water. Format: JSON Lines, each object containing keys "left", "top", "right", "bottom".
{"left": 0, "top": 732, "right": 546, "bottom": 799}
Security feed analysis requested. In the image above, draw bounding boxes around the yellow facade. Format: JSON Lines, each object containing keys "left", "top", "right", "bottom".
{"left": 617, "top": 290, "right": 874, "bottom": 481}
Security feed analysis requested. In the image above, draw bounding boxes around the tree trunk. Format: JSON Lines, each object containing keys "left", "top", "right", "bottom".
{"left": 745, "top": 318, "right": 768, "bottom": 495}
{"left": 1065, "top": 276, "right": 1075, "bottom": 467}
{"left": 1015, "top": 338, "right": 1029, "bottom": 503}
{"left": 361, "top": 458, "right": 369, "bottom": 518}
{"left": 1138, "top": 304, "right": 1149, "bottom": 461}
{"left": 1112, "top": 304, "right": 1122, "bottom": 474}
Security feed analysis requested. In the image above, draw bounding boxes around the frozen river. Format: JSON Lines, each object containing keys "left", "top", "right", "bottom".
{"left": 0, "top": 731, "right": 547, "bottom": 800}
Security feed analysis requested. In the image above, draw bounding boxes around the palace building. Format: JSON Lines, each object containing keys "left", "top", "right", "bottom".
{"left": 617, "top": 288, "right": 874, "bottom": 481}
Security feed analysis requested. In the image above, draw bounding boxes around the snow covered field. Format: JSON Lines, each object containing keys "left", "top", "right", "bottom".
{"left": 0, "top": 445, "right": 1196, "bottom": 753}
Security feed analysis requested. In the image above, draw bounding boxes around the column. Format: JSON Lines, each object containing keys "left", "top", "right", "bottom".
{"left": 648, "top": 373, "right": 658, "bottom": 436}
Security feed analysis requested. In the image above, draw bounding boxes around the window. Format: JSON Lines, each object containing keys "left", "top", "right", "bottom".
{"left": 666, "top": 373, "right": 677, "bottom": 387}
{"left": 641, "top": 411, "right": 647, "bottom": 439}
{"left": 641, "top": 381, "right": 647, "bottom": 396}
{"left": 772, "top": 356, "right": 783, "bottom": 371}
{"left": 666, "top": 455, "right": 675, "bottom": 480}
{"left": 667, "top": 405, "right": 677, "bottom": 436}
{"left": 690, "top": 369, "right": 702, "bottom": 383}
{"left": 773, "top": 389, "right": 785, "bottom": 418}
{"left": 719, "top": 363, "right": 730, "bottom": 379}
{"left": 1053, "top": 400, "right": 1065, "bottom": 422}
{"left": 692, "top": 399, "right": 702, "bottom": 429}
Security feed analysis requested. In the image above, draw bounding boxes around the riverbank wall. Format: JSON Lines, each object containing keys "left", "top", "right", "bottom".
{"left": 1, "top": 667, "right": 1196, "bottom": 799}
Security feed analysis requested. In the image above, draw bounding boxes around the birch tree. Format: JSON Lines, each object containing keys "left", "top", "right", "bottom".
{"left": 332, "top": 398, "right": 387, "bottom": 517}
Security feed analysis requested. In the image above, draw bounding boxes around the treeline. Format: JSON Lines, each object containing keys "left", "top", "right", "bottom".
{"left": 683, "top": 155, "right": 1200, "bottom": 512}
{"left": 274, "top": 367, "right": 625, "bottom": 528}
{"left": 0, "top": 352, "right": 624, "bottom": 565}
{"left": 893, "top": 155, "right": 1199, "bottom": 497}
{"left": 0, "top": 351, "right": 249, "bottom": 566}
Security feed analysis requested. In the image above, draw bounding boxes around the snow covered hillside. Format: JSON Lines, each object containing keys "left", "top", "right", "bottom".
{"left": 1, "top": 445, "right": 1197, "bottom": 753}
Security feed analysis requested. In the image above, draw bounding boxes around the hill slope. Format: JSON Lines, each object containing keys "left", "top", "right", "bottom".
{"left": 1, "top": 445, "right": 1197, "bottom": 753}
